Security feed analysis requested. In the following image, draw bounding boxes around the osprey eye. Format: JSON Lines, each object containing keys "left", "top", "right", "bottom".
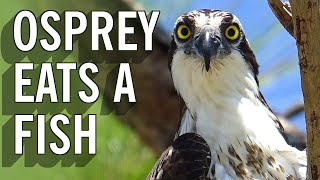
{"left": 176, "top": 24, "right": 191, "bottom": 40}
{"left": 225, "top": 25, "right": 239, "bottom": 41}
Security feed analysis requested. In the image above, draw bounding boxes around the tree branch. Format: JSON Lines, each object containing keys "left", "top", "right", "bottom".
{"left": 281, "top": 101, "right": 304, "bottom": 119}
{"left": 268, "top": 0, "right": 295, "bottom": 38}
{"left": 289, "top": 0, "right": 320, "bottom": 179}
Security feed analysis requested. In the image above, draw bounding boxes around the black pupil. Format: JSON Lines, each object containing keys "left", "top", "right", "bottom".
{"left": 181, "top": 27, "right": 189, "bottom": 36}
{"left": 228, "top": 28, "right": 236, "bottom": 37}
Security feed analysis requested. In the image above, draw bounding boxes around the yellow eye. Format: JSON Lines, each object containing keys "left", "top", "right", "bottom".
{"left": 176, "top": 24, "right": 191, "bottom": 40}
{"left": 225, "top": 25, "right": 240, "bottom": 41}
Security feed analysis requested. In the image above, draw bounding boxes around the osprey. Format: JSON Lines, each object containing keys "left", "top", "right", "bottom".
{"left": 148, "top": 9, "right": 306, "bottom": 179}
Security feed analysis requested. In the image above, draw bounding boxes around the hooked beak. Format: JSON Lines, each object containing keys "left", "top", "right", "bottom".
{"left": 195, "top": 27, "right": 221, "bottom": 71}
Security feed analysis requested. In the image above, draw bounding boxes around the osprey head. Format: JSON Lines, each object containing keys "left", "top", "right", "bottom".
{"left": 169, "top": 9, "right": 258, "bottom": 75}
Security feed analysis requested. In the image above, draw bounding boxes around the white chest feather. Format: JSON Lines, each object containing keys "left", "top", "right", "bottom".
{"left": 171, "top": 50, "right": 306, "bottom": 179}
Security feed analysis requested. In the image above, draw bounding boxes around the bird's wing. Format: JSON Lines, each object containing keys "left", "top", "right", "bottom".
{"left": 147, "top": 133, "right": 212, "bottom": 180}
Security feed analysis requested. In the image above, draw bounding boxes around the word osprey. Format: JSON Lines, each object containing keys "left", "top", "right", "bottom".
{"left": 148, "top": 9, "right": 306, "bottom": 179}
{"left": 14, "top": 10, "right": 159, "bottom": 51}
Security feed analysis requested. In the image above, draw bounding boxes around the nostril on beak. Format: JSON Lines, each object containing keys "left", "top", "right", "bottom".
{"left": 214, "top": 35, "right": 221, "bottom": 42}
{"left": 212, "top": 38, "right": 220, "bottom": 47}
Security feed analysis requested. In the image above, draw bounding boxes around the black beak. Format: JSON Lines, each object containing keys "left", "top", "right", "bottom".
{"left": 195, "top": 27, "right": 221, "bottom": 71}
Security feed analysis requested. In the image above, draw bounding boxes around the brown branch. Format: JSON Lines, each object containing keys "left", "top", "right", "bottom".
{"left": 268, "top": 0, "right": 295, "bottom": 38}
{"left": 289, "top": 0, "right": 320, "bottom": 179}
{"left": 282, "top": 101, "right": 305, "bottom": 119}
{"left": 278, "top": 116, "right": 306, "bottom": 150}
